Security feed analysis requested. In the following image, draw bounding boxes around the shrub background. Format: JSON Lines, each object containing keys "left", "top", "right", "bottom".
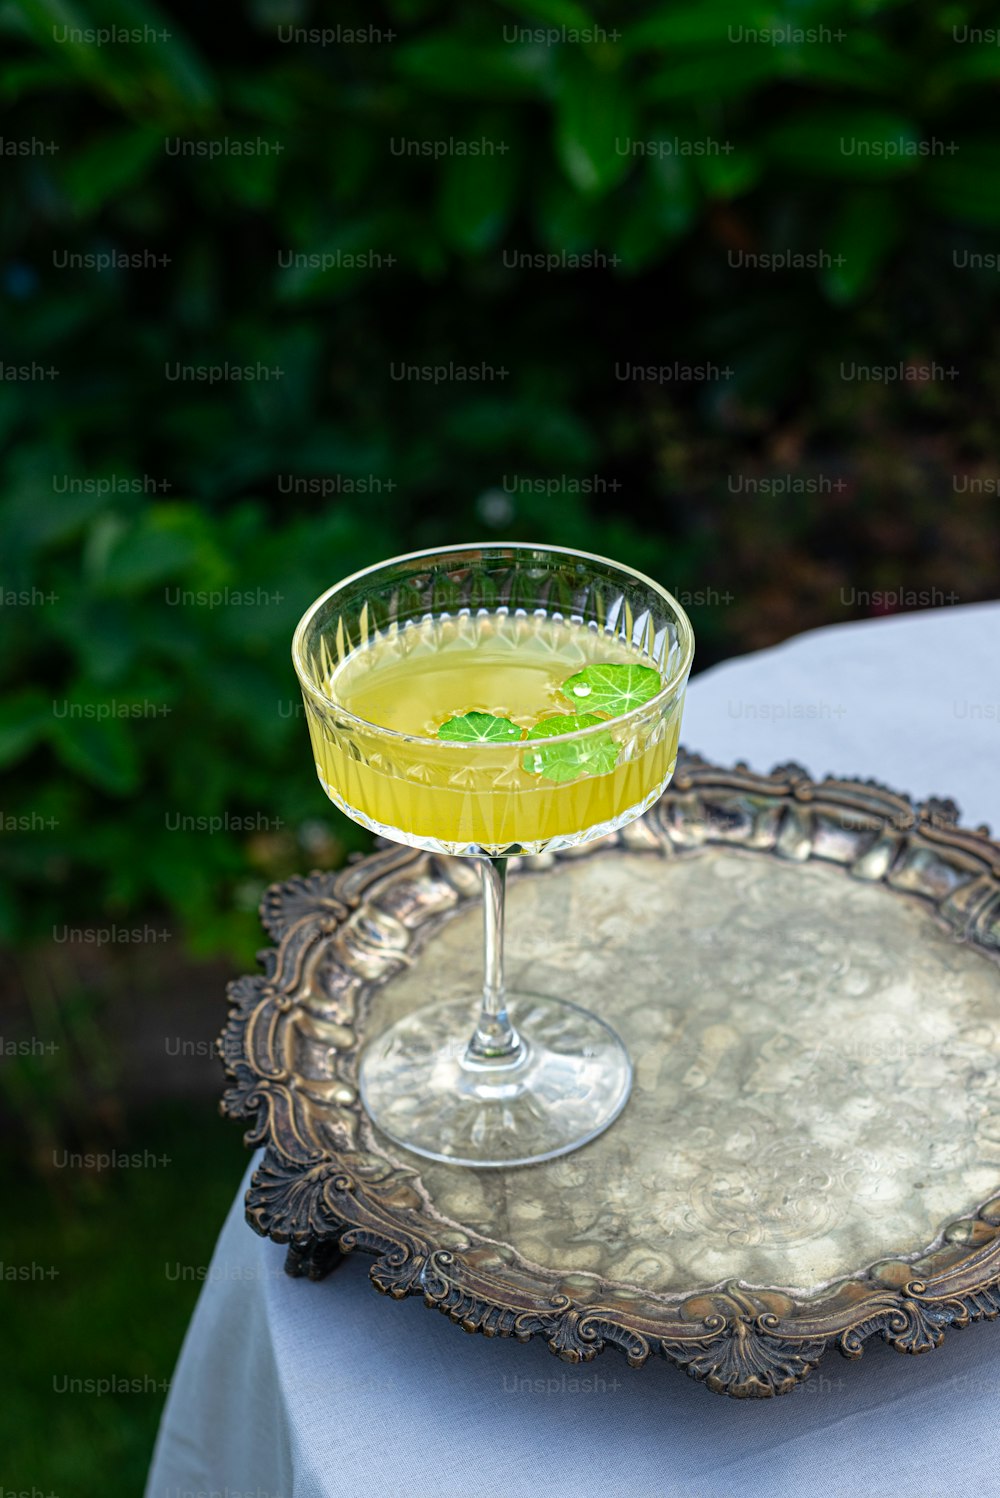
{"left": 4, "top": 0, "right": 1000, "bottom": 959}
{"left": 3, "top": 1, "right": 1000, "bottom": 1488}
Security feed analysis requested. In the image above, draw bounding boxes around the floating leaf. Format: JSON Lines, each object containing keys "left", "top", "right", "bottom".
{"left": 561, "top": 663, "right": 661, "bottom": 714}
{"left": 438, "top": 712, "right": 521, "bottom": 743}
{"left": 522, "top": 713, "right": 618, "bottom": 782}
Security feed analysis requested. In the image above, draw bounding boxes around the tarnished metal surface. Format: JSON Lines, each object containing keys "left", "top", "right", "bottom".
{"left": 395, "top": 852, "right": 1000, "bottom": 1293}
{"left": 219, "top": 754, "right": 1000, "bottom": 1397}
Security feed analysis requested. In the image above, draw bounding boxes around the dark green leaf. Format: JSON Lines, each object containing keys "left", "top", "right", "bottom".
{"left": 646, "top": 151, "right": 698, "bottom": 235}
{"left": 626, "top": 3, "right": 754, "bottom": 48}
{"left": 640, "top": 49, "right": 781, "bottom": 103}
{"left": 17, "top": 0, "right": 215, "bottom": 112}
{"left": 554, "top": 64, "right": 635, "bottom": 196}
{"left": 49, "top": 712, "right": 141, "bottom": 795}
{"left": 922, "top": 140, "right": 1000, "bottom": 229}
{"left": 438, "top": 118, "right": 520, "bottom": 253}
{"left": 695, "top": 144, "right": 760, "bottom": 199}
{"left": 276, "top": 216, "right": 400, "bottom": 302}
{"left": 61, "top": 127, "right": 163, "bottom": 217}
{"left": 613, "top": 190, "right": 669, "bottom": 270}
{"left": 775, "top": 36, "right": 904, "bottom": 91}
{"left": 762, "top": 110, "right": 922, "bottom": 179}
{"left": 99, "top": 507, "right": 212, "bottom": 594}
{"left": 394, "top": 35, "right": 548, "bottom": 96}
{"left": 532, "top": 169, "right": 608, "bottom": 251}
{"left": 213, "top": 144, "right": 283, "bottom": 211}
{"left": 0, "top": 689, "right": 50, "bottom": 767}
{"left": 822, "top": 188, "right": 902, "bottom": 302}
{"left": 496, "top": 0, "right": 594, "bottom": 26}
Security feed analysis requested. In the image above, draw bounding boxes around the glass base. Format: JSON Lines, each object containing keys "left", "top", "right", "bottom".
{"left": 359, "top": 994, "right": 633, "bottom": 1168}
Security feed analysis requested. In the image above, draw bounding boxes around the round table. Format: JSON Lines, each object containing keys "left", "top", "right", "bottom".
{"left": 146, "top": 602, "right": 1000, "bottom": 1498}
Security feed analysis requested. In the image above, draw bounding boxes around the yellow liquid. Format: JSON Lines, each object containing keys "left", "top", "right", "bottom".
{"left": 305, "top": 611, "right": 683, "bottom": 853}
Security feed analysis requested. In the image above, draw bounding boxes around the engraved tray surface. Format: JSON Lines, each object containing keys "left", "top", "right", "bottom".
{"left": 219, "top": 755, "right": 1000, "bottom": 1398}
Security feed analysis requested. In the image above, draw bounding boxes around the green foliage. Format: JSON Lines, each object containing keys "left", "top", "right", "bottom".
{"left": 0, "top": 1103, "right": 245, "bottom": 1494}
{"left": 2, "top": 0, "right": 1000, "bottom": 954}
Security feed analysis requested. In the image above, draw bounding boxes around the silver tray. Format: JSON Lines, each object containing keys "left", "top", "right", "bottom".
{"left": 219, "top": 753, "right": 1000, "bottom": 1397}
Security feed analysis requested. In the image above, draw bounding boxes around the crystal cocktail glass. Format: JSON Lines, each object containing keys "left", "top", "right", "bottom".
{"left": 292, "top": 543, "right": 693, "bottom": 1167}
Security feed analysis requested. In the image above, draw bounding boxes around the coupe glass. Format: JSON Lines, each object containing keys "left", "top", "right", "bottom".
{"left": 292, "top": 544, "right": 693, "bottom": 1167}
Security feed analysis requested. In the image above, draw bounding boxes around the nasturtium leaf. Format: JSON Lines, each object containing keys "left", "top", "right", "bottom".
{"left": 561, "top": 663, "right": 661, "bottom": 715}
{"left": 522, "top": 713, "right": 618, "bottom": 782}
{"left": 525, "top": 712, "right": 604, "bottom": 737}
{"left": 437, "top": 712, "right": 521, "bottom": 743}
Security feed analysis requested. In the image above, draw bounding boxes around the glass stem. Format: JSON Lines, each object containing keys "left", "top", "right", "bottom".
{"left": 465, "top": 856, "right": 523, "bottom": 1065}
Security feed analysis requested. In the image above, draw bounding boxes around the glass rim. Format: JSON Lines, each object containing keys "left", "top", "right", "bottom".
{"left": 291, "top": 541, "right": 695, "bottom": 749}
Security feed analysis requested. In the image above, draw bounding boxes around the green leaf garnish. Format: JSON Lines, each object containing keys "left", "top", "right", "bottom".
{"left": 437, "top": 712, "right": 522, "bottom": 743}
{"left": 561, "top": 663, "right": 661, "bottom": 716}
{"left": 522, "top": 713, "right": 618, "bottom": 783}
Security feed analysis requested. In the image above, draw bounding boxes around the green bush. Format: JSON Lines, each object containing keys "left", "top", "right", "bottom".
{"left": 3, "top": 0, "right": 1000, "bottom": 956}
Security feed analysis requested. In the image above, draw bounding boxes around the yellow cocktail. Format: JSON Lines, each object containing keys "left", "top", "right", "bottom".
{"left": 292, "top": 544, "right": 693, "bottom": 1167}
{"left": 304, "top": 608, "right": 683, "bottom": 854}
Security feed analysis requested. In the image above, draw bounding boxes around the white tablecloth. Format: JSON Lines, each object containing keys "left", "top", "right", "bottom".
{"left": 147, "top": 603, "right": 1000, "bottom": 1498}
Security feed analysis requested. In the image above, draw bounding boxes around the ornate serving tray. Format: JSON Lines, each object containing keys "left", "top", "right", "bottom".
{"left": 219, "top": 754, "right": 1000, "bottom": 1398}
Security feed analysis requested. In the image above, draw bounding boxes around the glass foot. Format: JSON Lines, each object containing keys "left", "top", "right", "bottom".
{"left": 358, "top": 993, "right": 633, "bottom": 1168}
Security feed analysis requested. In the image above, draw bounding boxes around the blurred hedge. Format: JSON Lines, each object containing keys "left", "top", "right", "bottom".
{"left": 3, "top": 0, "right": 1000, "bottom": 957}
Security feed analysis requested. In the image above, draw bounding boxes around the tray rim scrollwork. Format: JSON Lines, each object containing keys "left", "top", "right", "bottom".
{"left": 218, "top": 752, "right": 1000, "bottom": 1398}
